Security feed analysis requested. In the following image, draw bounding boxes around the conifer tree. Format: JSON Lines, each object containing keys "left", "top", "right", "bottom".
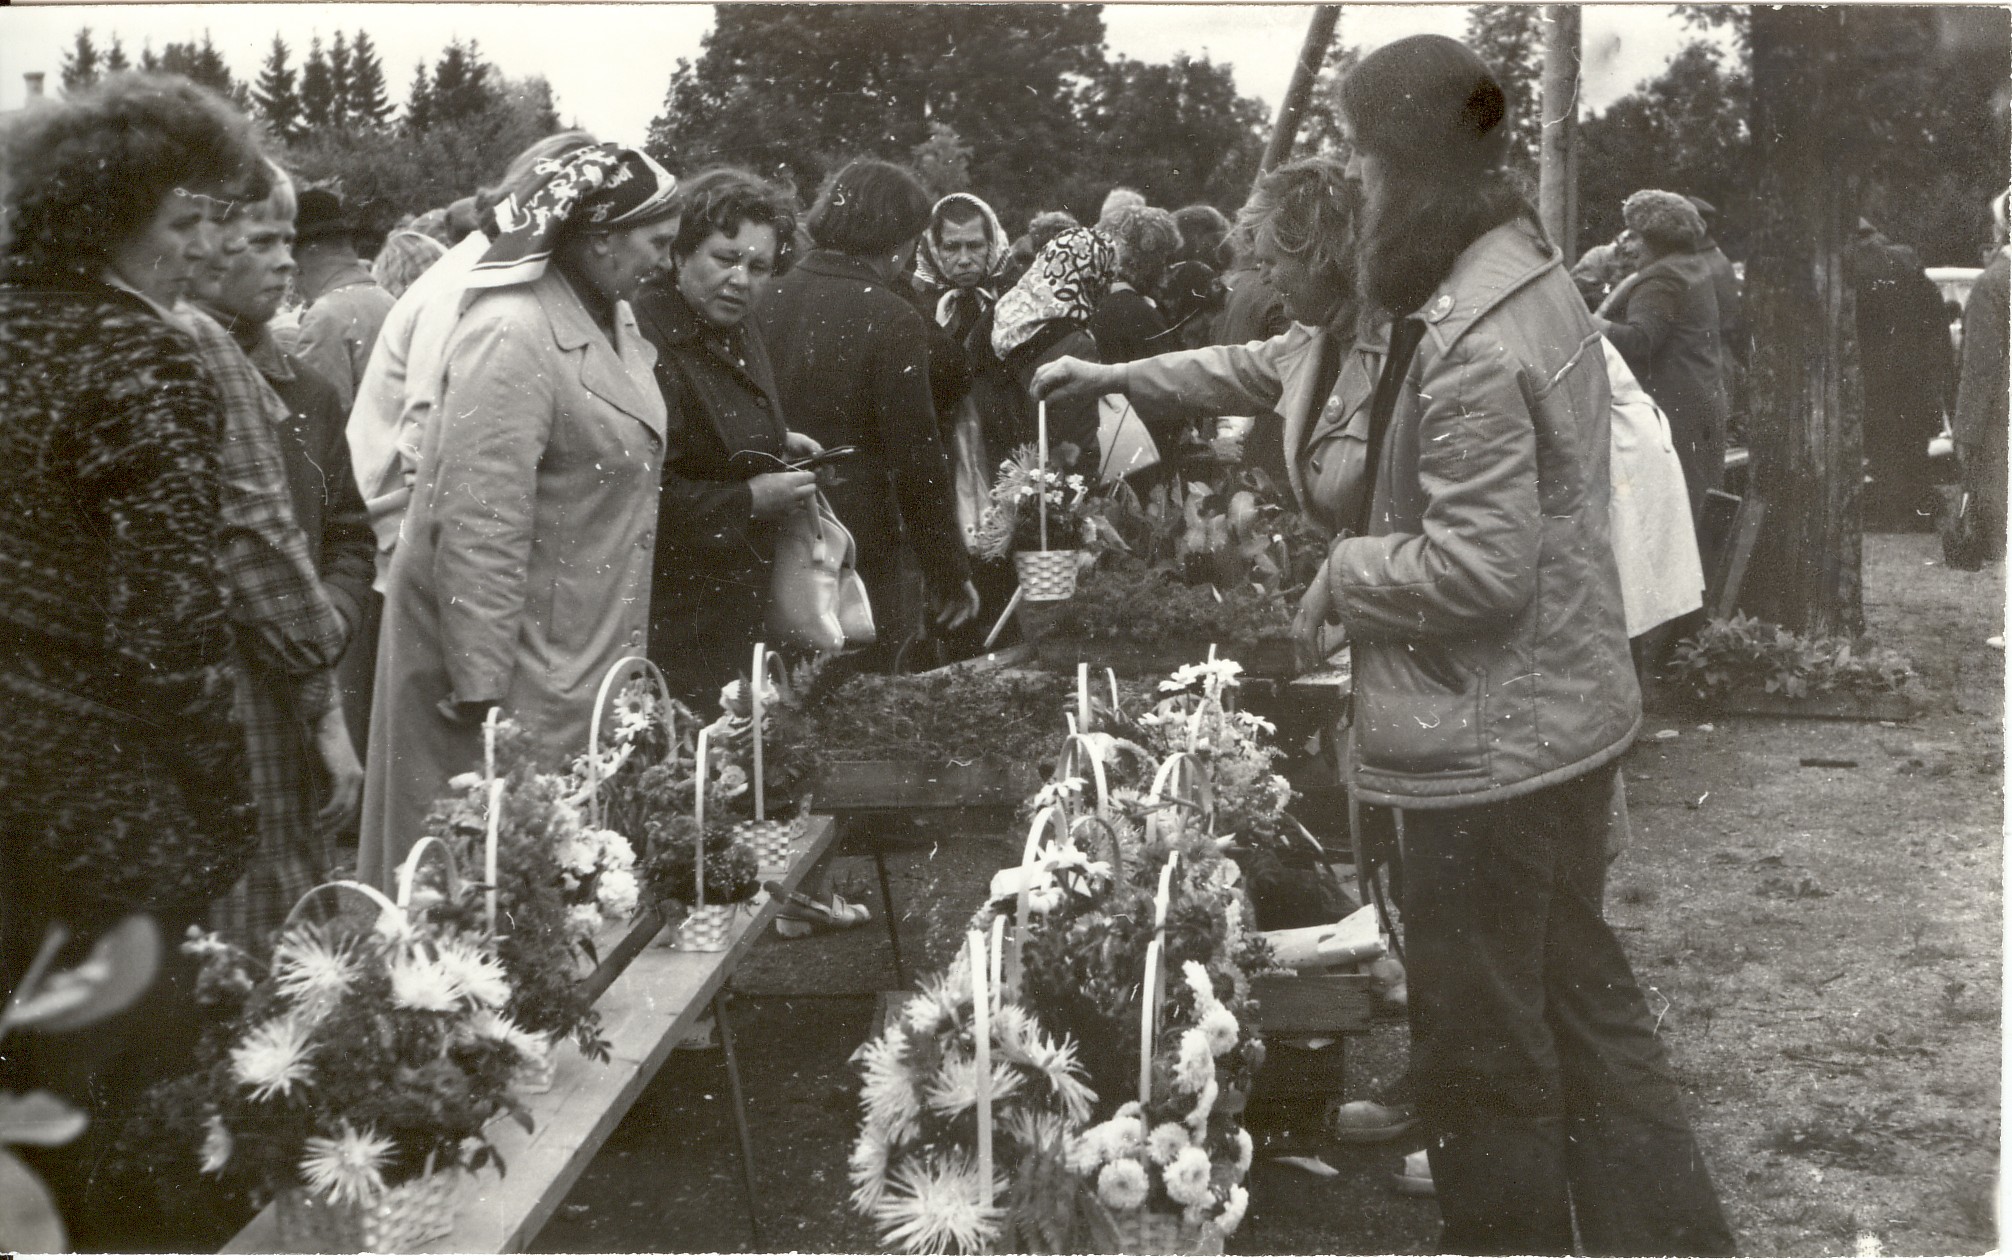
{"left": 328, "top": 32, "right": 353, "bottom": 130}
{"left": 404, "top": 61, "right": 434, "bottom": 134}
{"left": 103, "top": 36, "right": 130, "bottom": 73}
{"left": 253, "top": 35, "right": 304, "bottom": 142}
{"left": 348, "top": 32, "right": 394, "bottom": 127}
{"left": 59, "top": 28, "right": 101, "bottom": 94}
{"left": 300, "top": 36, "right": 335, "bottom": 130}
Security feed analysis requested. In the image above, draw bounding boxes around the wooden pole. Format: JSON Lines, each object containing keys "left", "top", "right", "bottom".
{"left": 1539, "top": 4, "right": 1582, "bottom": 262}
{"left": 1260, "top": 5, "right": 1340, "bottom": 173}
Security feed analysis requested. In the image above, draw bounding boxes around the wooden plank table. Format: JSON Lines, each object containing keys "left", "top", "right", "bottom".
{"left": 224, "top": 814, "right": 838, "bottom": 1255}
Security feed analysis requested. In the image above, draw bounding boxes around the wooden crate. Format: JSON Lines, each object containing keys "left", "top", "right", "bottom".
{"left": 1250, "top": 972, "right": 1376, "bottom": 1104}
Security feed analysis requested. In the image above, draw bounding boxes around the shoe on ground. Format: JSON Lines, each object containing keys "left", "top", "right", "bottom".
{"left": 1326, "top": 1099, "right": 1417, "bottom": 1144}
{"left": 1392, "top": 1149, "right": 1435, "bottom": 1197}
{"left": 774, "top": 894, "right": 874, "bottom": 938}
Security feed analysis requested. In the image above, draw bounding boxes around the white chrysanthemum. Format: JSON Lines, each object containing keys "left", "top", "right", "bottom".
{"left": 299, "top": 1122, "right": 395, "bottom": 1208}
{"left": 1183, "top": 960, "right": 1219, "bottom": 1012}
{"left": 1215, "top": 1183, "right": 1249, "bottom": 1234}
{"left": 434, "top": 936, "right": 511, "bottom": 1010}
{"left": 1001, "top": 1020, "right": 1094, "bottom": 1124}
{"left": 387, "top": 948, "right": 464, "bottom": 1013}
{"left": 1115, "top": 1100, "right": 1144, "bottom": 1122}
{"left": 199, "top": 1114, "right": 233, "bottom": 1175}
{"left": 848, "top": 1128, "right": 891, "bottom": 1213}
{"left": 1184, "top": 1076, "right": 1220, "bottom": 1130}
{"left": 270, "top": 926, "right": 358, "bottom": 1020}
{"left": 1096, "top": 1158, "right": 1150, "bottom": 1212}
{"left": 231, "top": 1012, "right": 316, "bottom": 1101}
{"left": 999, "top": 1106, "right": 1071, "bottom": 1161}
{"left": 597, "top": 867, "right": 641, "bottom": 920}
{"left": 1234, "top": 1128, "right": 1253, "bottom": 1176}
{"left": 595, "top": 828, "right": 636, "bottom": 871}
{"left": 1162, "top": 1145, "right": 1214, "bottom": 1207}
{"left": 873, "top": 1150, "right": 1004, "bottom": 1255}
{"left": 923, "top": 1048, "right": 1022, "bottom": 1119}
{"left": 1146, "top": 1122, "right": 1190, "bottom": 1168}
{"left": 555, "top": 833, "right": 600, "bottom": 878}
{"left": 1200, "top": 1008, "right": 1240, "bottom": 1058}
{"left": 856, "top": 1027, "right": 921, "bottom": 1145}
{"left": 715, "top": 764, "right": 749, "bottom": 798}
{"left": 1174, "top": 1028, "right": 1215, "bottom": 1094}
{"left": 566, "top": 903, "right": 605, "bottom": 939}
{"left": 470, "top": 1008, "right": 547, "bottom": 1063}
{"left": 900, "top": 991, "right": 952, "bottom": 1038}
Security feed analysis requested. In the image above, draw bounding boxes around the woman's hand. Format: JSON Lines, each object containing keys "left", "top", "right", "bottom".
{"left": 933, "top": 580, "right": 982, "bottom": 632}
{"left": 314, "top": 705, "right": 364, "bottom": 838}
{"left": 1293, "top": 558, "right": 1341, "bottom": 673}
{"left": 749, "top": 470, "right": 818, "bottom": 520}
{"left": 1030, "top": 356, "right": 1118, "bottom": 404}
{"left": 783, "top": 431, "right": 822, "bottom": 459}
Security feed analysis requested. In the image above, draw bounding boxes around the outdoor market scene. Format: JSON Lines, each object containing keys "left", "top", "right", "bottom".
{"left": 0, "top": 2, "right": 2003, "bottom": 1254}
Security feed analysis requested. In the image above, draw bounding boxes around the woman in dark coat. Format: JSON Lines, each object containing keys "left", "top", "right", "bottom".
{"left": 983, "top": 227, "right": 1119, "bottom": 473}
{"left": 1595, "top": 189, "right": 1730, "bottom": 524}
{"left": 755, "top": 160, "right": 978, "bottom": 669}
{"left": 0, "top": 72, "right": 267, "bottom": 1244}
{"left": 634, "top": 168, "right": 820, "bottom": 704}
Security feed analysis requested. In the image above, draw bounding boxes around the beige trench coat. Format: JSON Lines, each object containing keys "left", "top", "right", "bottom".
{"left": 357, "top": 267, "right": 666, "bottom": 890}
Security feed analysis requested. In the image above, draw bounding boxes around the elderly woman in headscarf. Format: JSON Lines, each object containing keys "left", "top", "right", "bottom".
{"left": 358, "top": 144, "right": 680, "bottom": 890}
{"left": 371, "top": 228, "right": 448, "bottom": 299}
{"left": 1595, "top": 189, "right": 1728, "bottom": 523}
{"left": 982, "top": 226, "right": 1116, "bottom": 471}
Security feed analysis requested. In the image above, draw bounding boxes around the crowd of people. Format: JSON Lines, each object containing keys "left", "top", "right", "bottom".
{"left": 0, "top": 30, "right": 2004, "bottom": 1254}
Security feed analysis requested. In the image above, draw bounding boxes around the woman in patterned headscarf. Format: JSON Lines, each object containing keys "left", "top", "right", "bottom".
{"left": 981, "top": 226, "right": 1117, "bottom": 469}
{"left": 358, "top": 144, "right": 681, "bottom": 890}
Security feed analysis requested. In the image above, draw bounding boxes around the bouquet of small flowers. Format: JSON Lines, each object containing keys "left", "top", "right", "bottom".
{"left": 1132, "top": 657, "right": 1294, "bottom": 849}
{"left": 175, "top": 910, "right": 533, "bottom": 1212}
{"left": 572, "top": 674, "right": 696, "bottom": 861}
{"left": 638, "top": 813, "right": 762, "bottom": 914}
{"left": 850, "top": 938, "right": 1097, "bottom": 1254}
{"left": 973, "top": 444, "right": 1121, "bottom": 562}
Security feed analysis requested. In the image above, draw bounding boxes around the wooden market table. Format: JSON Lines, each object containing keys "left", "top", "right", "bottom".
{"left": 222, "top": 814, "right": 839, "bottom": 1255}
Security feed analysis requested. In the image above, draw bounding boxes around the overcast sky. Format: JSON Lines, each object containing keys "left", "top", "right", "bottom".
{"left": 0, "top": 4, "right": 1728, "bottom": 146}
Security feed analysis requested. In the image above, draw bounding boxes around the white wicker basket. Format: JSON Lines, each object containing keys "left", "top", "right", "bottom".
{"left": 273, "top": 1154, "right": 459, "bottom": 1253}
{"left": 1014, "top": 549, "right": 1080, "bottom": 601}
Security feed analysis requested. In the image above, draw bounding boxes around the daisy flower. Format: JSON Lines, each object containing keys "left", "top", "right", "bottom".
{"left": 612, "top": 684, "right": 657, "bottom": 739}
{"left": 270, "top": 925, "right": 358, "bottom": 1020}
{"left": 387, "top": 948, "right": 464, "bottom": 1013}
{"left": 433, "top": 936, "right": 511, "bottom": 1010}
{"left": 231, "top": 1011, "right": 316, "bottom": 1101}
{"left": 199, "top": 1114, "right": 233, "bottom": 1175}
{"left": 1147, "top": 1122, "right": 1190, "bottom": 1168}
{"left": 299, "top": 1122, "right": 395, "bottom": 1208}
{"left": 1096, "top": 1157, "right": 1151, "bottom": 1212}
{"left": 1162, "top": 1145, "right": 1214, "bottom": 1207}
{"left": 1215, "top": 1183, "right": 1250, "bottom": 1234}
{"left": 873, "top": 1150, "right": 1003, "bottom": 1255}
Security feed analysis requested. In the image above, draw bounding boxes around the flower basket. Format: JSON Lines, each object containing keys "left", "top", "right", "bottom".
{"left": 732, "top": 816, "right": 801, "bottom": 873}
{"left": 675, "top": 903, "right": 737, "bottom": 953}
{"left": 273, "top": 1152, "right": 460, "bottom": 1253}
{"left": 1016, "top": 549, "right": 1081, "bottom": 602}
{"left": 1109, "top": 1207, "right": 1226, "bottom": 1256}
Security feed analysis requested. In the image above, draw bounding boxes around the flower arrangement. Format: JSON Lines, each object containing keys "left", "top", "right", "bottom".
{"left": 421, "top": 721, "right": 613, "bottom": 1059}
{"left": 574, "top": 675, "right": 693, "bottom": 858}
{"left": 173, "top": 912, "right": 532, "bottom": 1212}
{"left": 849, "top": 940, "right": 1097, "bottom": 1254}
{"left": 638, "top": 813, "right": 762, "bottom": 914}
{"left": 973, "top": 444, "right": 1120, "bottom": 561}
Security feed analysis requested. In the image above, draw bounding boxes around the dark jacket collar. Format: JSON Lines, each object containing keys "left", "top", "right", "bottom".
{"left": 797, "top": 248, "right": 892, "bottom": 289}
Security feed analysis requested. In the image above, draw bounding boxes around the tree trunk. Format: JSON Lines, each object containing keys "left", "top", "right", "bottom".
{"left": 1741, "top": 5, "right": 1864, "bottom": 638}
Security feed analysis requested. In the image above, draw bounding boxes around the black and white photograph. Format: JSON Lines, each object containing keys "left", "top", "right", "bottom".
{"left": 0, "top": 1, "right": 2003, "bottom": 1253}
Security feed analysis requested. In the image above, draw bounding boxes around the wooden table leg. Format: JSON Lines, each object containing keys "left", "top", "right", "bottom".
{"left": 872, "top": 844, "right": 908, "bottom": 990}
{"left": 713, "top": 988, "right": 761, "bottom": 1248}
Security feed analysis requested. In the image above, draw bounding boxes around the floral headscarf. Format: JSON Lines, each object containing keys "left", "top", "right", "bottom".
{"left": 466, "top": 144, "right": 678, "bottom": 290}
{"left": 990, "top": 227, "right": 1116, "bottom": 360}
{"left": 914, "top": 192, "right": 1011, "bottom": 324}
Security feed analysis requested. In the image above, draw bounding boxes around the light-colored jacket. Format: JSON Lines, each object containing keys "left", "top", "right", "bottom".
{"left": 347, "top": 232, "right": 489, "bottom": 590}
{"left": 1605, "top": 339, "right": 1704, "bottom": 636}
{"left": 1322, "top": 221, "right": 1639, "bottom": 807}
{"left": 296, "top": 261, "right": 396, "bottom": 414}
{"left": 356, "top": 266, "right": 666, "bottom": 889}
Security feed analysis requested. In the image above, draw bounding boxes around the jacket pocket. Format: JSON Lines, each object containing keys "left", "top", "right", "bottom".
{"left": 1352, "top": 642, "right": 1488, "bottom": 779}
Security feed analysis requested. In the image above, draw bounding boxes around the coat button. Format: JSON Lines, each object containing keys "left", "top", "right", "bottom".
{"left": 1428, "top": 294, "right": 1455, "bottom": 322}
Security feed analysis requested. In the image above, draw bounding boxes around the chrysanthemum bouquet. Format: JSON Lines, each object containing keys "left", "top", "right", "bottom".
{"left": 973, "top": 444, "right": 1121, "bottom": 562}
{"left": 850, "top": 941, "right": 1097, "bottom": 1254}
{"left": 1064, "top": 958, "right": 1256, "bottom": 1239}
{"left": 177, "top": 913, "right": 533, "bottom": 1209}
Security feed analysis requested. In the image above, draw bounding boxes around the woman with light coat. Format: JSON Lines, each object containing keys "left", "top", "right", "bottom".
{"left": 357, "top": 145, "right": 680, "bottom": 890}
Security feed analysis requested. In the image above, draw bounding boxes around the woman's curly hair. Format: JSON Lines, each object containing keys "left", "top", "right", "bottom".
{"left": 2, "top": 73, "right": 270, "bottom": 270}
{"left": 672, "top": 166, "right": 801, "bottom": 274}
{"left": 1103, "top": 203, "right": 1181, "bottom": 290}
{"left": 1621, "top": 189, "right": 1707, "bottom": 255}
{"left": 1230, "top": 155, "right": 1359, "bottom": 298}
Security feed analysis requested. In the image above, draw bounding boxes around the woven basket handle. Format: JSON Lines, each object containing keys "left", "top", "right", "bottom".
{"left": 1068, "top": 814, "right": 1123, "bottom": 870}
{"left": 283, "top": 879, "right": 403, "bottom": 939}
{"left": 1146, "top": 751, "right": 1215, "bottom": 844}
{"left": 587, "top": 655, "right": 677, "bottom": 830}
{"left": 394, "top": 836, "right": 461, "bottom": 911}
{"left": 481, "top": 707, "right": 506, "bottom": 933}
{"left": 748, "top": 642, "right": 787, "bottom": 823}
{"left": 1007, "top": 804, "right": 1070, "bottom": 998}
{"left": 1056, "top": 733, "right": 1114, "bottom": 819}
{"left": 693, "top": 725, "right": 712, "bottom": 911}
{"left": 1139, "top": 852, "right": 1180, "bottom": 1106}
{"left": 968, "top": 922, "right": 1000, "bottom": 1211}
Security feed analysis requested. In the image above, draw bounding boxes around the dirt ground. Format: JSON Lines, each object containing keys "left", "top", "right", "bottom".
{"left": 530, "top": 531, "right": 2002, "bottom": 1256}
